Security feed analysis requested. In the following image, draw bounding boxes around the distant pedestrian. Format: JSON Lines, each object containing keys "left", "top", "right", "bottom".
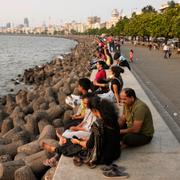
{"left": 163, "top": 44, "right": 169, "bottom": 59}
{"left": 148, "top": 43, "right": 152, "bottom": 51}
{"left": 129, "top": 49, "right": 134, "bottom": 63}
{"left": 168, "top": 48, "right": 172, "bottom": 58}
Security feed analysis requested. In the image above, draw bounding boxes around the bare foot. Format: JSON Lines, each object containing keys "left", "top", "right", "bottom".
{"left": 59, "top": 136, "right": 67, "bottom": 146}
{"left": 42, "top": 142, "right": 56, "bottom": 153}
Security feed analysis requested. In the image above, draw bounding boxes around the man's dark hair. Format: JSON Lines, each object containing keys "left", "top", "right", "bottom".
{"left": 78, "top": 78, "right": 91, "bottom": 91}
{"left": 97, "top": 60, "right": 105, "bottom": 66}
{"left": 123, "top": 88, "right": 136, "bottom": 99}
{"left": 113, "top": 52, "right": 121, "bottom": 60}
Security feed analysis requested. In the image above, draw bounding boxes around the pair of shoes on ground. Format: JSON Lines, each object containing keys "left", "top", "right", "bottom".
{"left": 101, "top": 164, "right": 129, "bottom": 178}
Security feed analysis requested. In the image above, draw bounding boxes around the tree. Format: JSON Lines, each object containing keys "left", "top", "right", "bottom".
{"left": 171, "top": 5, "right": 180, "bottom": 43}
{"left": 160, "top": 5, "right": 180, "bottom": 40}
{"left": 142, "top": 5, "right": 156, "bottom": 13}
{"left": 112, "top": 16, "right": 129, "bottom": 36}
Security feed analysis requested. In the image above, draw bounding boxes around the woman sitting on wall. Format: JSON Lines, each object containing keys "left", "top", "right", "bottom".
{"left": 71, "top": 96, "right": 121, "bottom": 167}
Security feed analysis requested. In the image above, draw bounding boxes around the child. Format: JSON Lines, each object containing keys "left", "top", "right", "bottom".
{"left": 129, "top": 49, "right": 134, "bottom": 63}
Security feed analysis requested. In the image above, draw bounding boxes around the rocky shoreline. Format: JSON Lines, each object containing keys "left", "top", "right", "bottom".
{"left": 0, "top": 35, "right": 95, "bottom": 180}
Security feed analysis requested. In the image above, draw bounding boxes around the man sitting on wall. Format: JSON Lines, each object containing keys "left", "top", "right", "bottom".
{"left": 119, "top": 88, "right": 154, "bottom": 148}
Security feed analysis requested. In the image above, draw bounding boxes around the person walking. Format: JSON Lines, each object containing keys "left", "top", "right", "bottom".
{"left": 163, "top": 44, "right": 169, "bottom": 59}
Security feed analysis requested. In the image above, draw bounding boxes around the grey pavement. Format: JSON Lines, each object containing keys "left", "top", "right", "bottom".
{"left": 53, "top": 67, "right": 180, "bottom": 180}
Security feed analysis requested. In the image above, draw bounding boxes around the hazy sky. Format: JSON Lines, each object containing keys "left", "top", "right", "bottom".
{"left": 0, "top": 0, "right": 175, "bottom": 26}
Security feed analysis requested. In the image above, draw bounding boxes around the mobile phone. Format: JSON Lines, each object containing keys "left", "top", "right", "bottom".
{"left": 72, "top": 135, "right": 80, "bottom": 140}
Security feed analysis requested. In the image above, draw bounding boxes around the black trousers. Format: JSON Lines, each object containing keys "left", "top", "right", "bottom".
{"left": 121, "top": 133, "right": 152, "bottom": 147}
{"left": 119, "top": 60, "right": 131, "bottom": 71}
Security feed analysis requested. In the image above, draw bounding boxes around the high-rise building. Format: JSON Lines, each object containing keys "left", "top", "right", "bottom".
{"left": 106, "top": 9, "right": 120, "bottom": 29}
{"left": 111, "top": 9, "right": 120, "bottom": 25}
{"left": 87, "top": 16, "right": 101, "bottom": 29}
{"left": 24, "top": 18, "right": 29, "bottom": 27}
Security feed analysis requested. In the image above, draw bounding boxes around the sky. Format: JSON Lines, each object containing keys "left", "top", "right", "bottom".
{"left": 0, "top": 0, "right": 176, "bottom": 27}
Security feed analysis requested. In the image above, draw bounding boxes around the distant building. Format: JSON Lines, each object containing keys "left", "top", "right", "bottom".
{"left": 24, "top": 18, "right": 29, "bottom": 27}
{"left": 6, "top": 22, "right": 11, "bottom": 28}
{"left": 106, "top": 9, "right": 120, "bottom": 29}
{"left": 87, "top": 16, "right": 101, "bottom": 29}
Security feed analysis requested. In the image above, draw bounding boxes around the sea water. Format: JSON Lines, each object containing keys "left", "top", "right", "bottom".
{"left": 0, "top": 35, "right": 77, "bottom": 95}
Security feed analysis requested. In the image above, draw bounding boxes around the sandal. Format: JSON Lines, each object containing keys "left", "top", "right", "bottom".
{"left": 73, "top": 156, "right": 83, "bottom": 167}
{"left": 103, "top": 168, "right": 129, "bottom": 178}
{"left": 101, "top": 164, "right": 126, "bottom": 172}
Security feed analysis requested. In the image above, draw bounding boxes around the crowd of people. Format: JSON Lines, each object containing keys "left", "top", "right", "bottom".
{"left": 41, "top": 35, "right": 155, "bottom": 178}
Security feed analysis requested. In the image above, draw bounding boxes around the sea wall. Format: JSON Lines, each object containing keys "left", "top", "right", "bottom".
{"left": 0, "top": 35, "right": 95, "bottom": 180}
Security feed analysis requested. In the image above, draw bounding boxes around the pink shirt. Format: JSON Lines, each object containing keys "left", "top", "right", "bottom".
{"left": 130, "top": 52, "right": 133, "bottom": 59}
{"left": 95, "top": 69, "right": 106, "bottom": 81}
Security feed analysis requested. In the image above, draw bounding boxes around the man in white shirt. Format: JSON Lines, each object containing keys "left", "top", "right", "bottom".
{"left": 163, "top": 44, "right": 169, "bottom": 59}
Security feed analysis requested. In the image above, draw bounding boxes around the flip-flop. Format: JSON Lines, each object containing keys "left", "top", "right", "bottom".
{"left": 101, "top": 164, "right": 126, "bottom": 172}
{"left": 103, "top": 168, "right": 129, "bottom": 178}
{"left": 73, "top": 156, "right": 83, "bottom": 167}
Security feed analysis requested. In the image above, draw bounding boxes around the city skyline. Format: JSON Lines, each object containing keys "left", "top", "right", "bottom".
{"left": 0, "top": 0, "right": 177, "bottom": 27}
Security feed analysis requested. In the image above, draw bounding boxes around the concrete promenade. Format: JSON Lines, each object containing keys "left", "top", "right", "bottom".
{"left": 53, "top": 67, "right": 180, "bottom": 180}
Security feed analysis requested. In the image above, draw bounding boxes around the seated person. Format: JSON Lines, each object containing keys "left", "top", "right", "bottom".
{"left": 42, "top": 94, "right": 95, "bottom": 167}
{"left": 108, "top": 65, "right": 124, "bottom": 104}
{"left": 114, "top": 52, "right": 131, "bottom": 71}
{"left": 71, "top": 96, "right": 121, "bottom": 168}
{"left": 119, "top": 88, "right": 154, "bottom": 148}
{"left": 91, "top": 61, "right": 107, "bottom": 91}
{"left": 96, "top": 66, "right": 124, "bottom": 103}
{"left": 62, "top": 93, "right": 96, "bottom": 139}
{"left": 64, "top": 78, "right": 91, "bottom": 130}
{"left": 104, "top": 48, "right": 113, "bottom": 67}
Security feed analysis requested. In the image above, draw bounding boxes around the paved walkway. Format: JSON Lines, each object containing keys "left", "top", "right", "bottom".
{"left": 53, "top": 67, "right": 180, "bottom": 180}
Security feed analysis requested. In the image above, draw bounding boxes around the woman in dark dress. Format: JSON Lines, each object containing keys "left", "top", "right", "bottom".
{"left": 71, "top": 96, "right": 121, "bottom": 166}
